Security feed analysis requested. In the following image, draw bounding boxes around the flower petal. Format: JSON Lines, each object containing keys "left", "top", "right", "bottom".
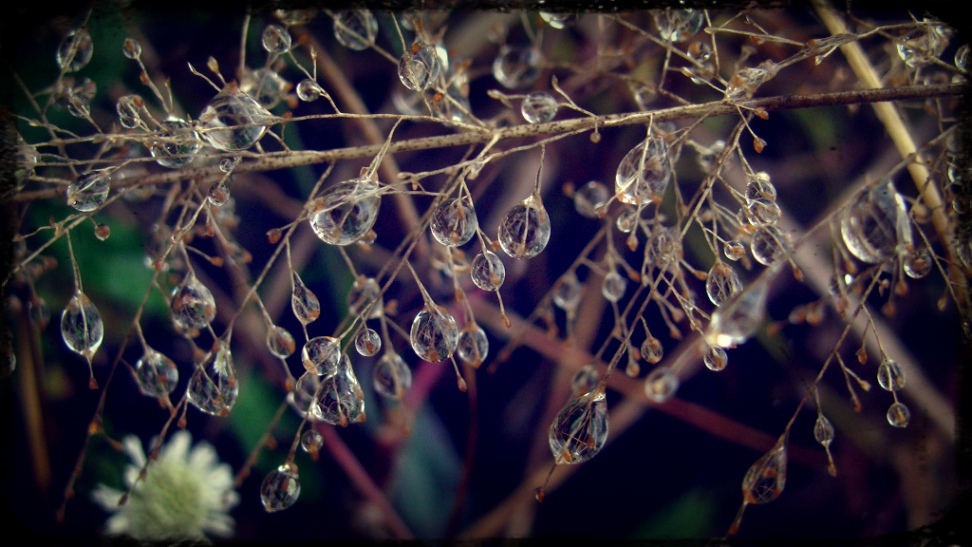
{"left": 122, "top": 435, "right": 146, "bottom": 468}
{"left": 91, "top": 484, "right": 124, "bottom": 511}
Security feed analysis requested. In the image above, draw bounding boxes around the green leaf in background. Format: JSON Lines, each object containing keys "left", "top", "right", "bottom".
{"left": 629, "top": 488, "right": 718, "bottom": 539}
{"left": 390, "top": 404, "right": 462, "bottom": 538}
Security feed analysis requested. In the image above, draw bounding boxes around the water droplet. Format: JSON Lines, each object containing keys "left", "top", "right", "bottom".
{"left": 685, "top": 41, "right": 716, "bottom": 84}
{"left": 903, "top": 248, "right": 932, "bottom": 279}
{"left": 291, "top": 271, "right": 320, "bottom": 326}
{"left": 240, "top": 68, "right": 290, "bottom": 110}
{"left": 706, "top": 261, "right": 743, "bottom": 306}
{"left": 876, "top": 358, "right": 906, "bottom": 391}
{"left": 629, "top": 82, "right": 657, "bottom": 110}
{"left": 746, "top": 172, "right": 777, "bottom": 202}
{"left": 116, "top": 95, "right": 142, "bottom": 129}
{"left": 56, "top": 28, "right": 93, "bottom": 72}
{"left": 301, "top": 430, "right": 323, "bottom": 454}
{"left": 601, "top": 270, "right": 627, "bottom": 302}
{"left": 552, "top": 272, "right": 582, "bottom": 311}
{"left": 814, "top": 414, "right": 834, "bottom": 446}
{"left": 703, "top": 346, "right": 728, "bottom": 371}
{"left": 616, "top": 208, "right": 638, "bottom": 233}
{"left": 471, "top": 250, "right": 506, "bottom": 292}
{"left": 67, "top": 169, "right": 111, "bottom": 212}
{"left": 398, "top": 43, "right": 442, "bottom": 92}
{"left": 187, "top": 340, "right": 238, "bottom": 416}
{"left": 208, "top": 180, "right": 230, "bottom": 206}
{"left": 457, "top": 324, "right": 489, "bottom": 367}
{"left": 309, "top": 179, "right": 382, "bottom": 246}
{"left": 886, "top": 402, "right": 911, "bottom": 427}
{"left": 355, "top": 328, "right": 381, "bottom": 357}
{"left": 122, "top": 38, "right": 141, "bottom": 59}
{"left": 548, "top": 390, "right": 608, "bottom": 465}
{"left": 28, "top": 296, "right": 50, "bottom": 329}
{"left": 297, "top": 79, "right": 326, "bottom": 102}
{"left": 150, "top": 116, "right": 201, "bottom": 168}
{"left": 347, "top": 277, "right": 382, "bottom": 319}
{"left": 645, "top": 227, "right": 680, "bottom": 270}
{"left": 896, "top": 19, "right": 949, "bottom": 68}
{"left": 333, "top": 10, "right": 378, "bottom": 51}
{"left": 492, "top": 45, "right": 542, "bottom": 89}
{"left": 170, "top": 274, "right": 216, "bottom": 331}
{"left": 134, "top": 348, "right": 179, "bottom": 399}
{"left": 260, "top": 463, "right": 300, "bottom": 512}
{"left": 540, "top": 12, "right": 575, "bottom": 29}
{"left": 61, "top": 291, "right": 103, "bottom": 362}
{"left": 521, "top": 92, "right": 558, "bottom": 124}
{"left": 705, "top": 274, "right": 770, "bottom": 348}
{"left": 262, "top": 24, "right": 292, "bottom": 54}
{"left": 840, "top": 179, "right": 912, "bottom": 264}
{"left": 653, "top": 9, "right": 704, "bottom": 43}
{"left": 219, "top": 156, "right": 240, "bottom": 173}
{"left": 955, "top": 43, "right": 969, "bottom": 71}
{"left": 289, "top": 372, "right": 323, "bottom": 420}
{"left": 724, "top": 240, "right": 746, "bottom": 261}
{"left": 644, "top": 367, "right": 678, "bottom": 403}
{"left": 431, "top": 195, "right": 478, "bottom": 247}
{"left": 276, "top": 8, "right": 315, "bottom": 27}
{"left": 316, "top": 355, "right": 366, "bottom": 426}
{"left": 498, "top": 193, "right": 551, "bottom": 259}
{"left": 573, "top": 181, "right": 609, "bottom": 218}
{"left": 571, "top": 364, "right": 599, "bottom": 395}
{"left": 198, "top": 85, "right": 273, "bottom": 152}
{"left": 742, "top": 436, "right": 787, "bottom": 505}
{"left": 725, "top": 61, "right": 779, "bottom": 101}
{"left": 641, "top": 337, "right": 664, "bottom": 364}
{"left": 750, "top": 225, "right": 792, "bottom": 266}
{"left": 410, "top": 305, "right": 459, "bottom": 363}
{"left": 302, "top": 336, "right": 341, "bottom": 376}
{"left": 373, "top": 352, "right": 412, "bottom": 400}
{"left": 746, "top": 199, "right": 782, "bottom": 226}
{"left": 615, "top": 136, "right": 672, "bottom": 205}
{"left": 266, "top": 325, "right": 296, "bottom": 359}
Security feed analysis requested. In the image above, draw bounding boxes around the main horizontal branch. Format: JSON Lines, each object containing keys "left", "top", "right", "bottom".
{"left": 12, "top": 83, "right": 963, "bottom": 202}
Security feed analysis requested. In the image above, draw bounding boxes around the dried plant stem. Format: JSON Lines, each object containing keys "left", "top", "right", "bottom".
{"left": 13, "top": 84, "right": 962, "bottom": 204}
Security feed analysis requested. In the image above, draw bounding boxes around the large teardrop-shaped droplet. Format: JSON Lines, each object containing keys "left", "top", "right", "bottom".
{"left": 548, "top": 390, "right": 608, "bottom": 465}
{"left": 61, "top": 290, "right": 104, "bottom": 363}
{"left": 372, "top": 352, "right": 412, "bottom": 400}
{"left": 291, "top": 271, "right": 320, "bottom": 326}
{"left": 333, "top": 10, "right": 379, "bottom": 51}
{"left": 492, "top": 45, "right": 542, "bottom": 89}
{"left": 309, "top": 179, "right": 381, "bottom": 246}
{"left": 430, "top": 195, "right": 478, "bottom": 247}
{"left": 170, "top": 274, "right": 217, "bottom": 332}
{"left": 498, "top": 193, "right": 551, "bottom": 259}
{"left": 706, "top": 261, "right": 743, "bottom": 306}
{"left": 814, "top": 414, "right": 834, "bottom": 446}
{"left": 197, "top": 84, "right": 273, "bottom": 152}
{"left": 742, "top": 435, "right": 788, "bottom": 505}
{"left": 615, "top": 136, "right": 672, "bottom": 206}
{"left": 410, "top": 304, "right": 459, "bottom": 362}
{"left": 705, "top": 274, "right": 771, "bottom": 348}
{"left": 316, "top": 355, "right": 366, "bottom": 427}
{"left": 187, "top": 340, "right": 238, "bottom": 416}
{"left": 876, "top": 358, "right": 906, "bottom": 391}
{"left": 398, "top": 43, "right": 442, "bottom": 92}
{"left": 56, "top": 28, "right": 94, "bottom": 72}
{"left": 260, "top": 462, "right": 301, "bottom": 513}
{"left": 840, "top": 179, "right": 912, "bottom": 265}
{"left": 134, "top": 347, "right": 179, "bottom": 399}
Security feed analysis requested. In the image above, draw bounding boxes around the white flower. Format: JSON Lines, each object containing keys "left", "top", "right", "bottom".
{"left": 92, "top": 430, "right": 239, "bottom": 542}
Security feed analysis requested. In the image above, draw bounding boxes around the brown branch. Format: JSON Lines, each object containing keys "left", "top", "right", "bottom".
{"left": 13, "top": 84, "right": 963, "bottom": 203}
